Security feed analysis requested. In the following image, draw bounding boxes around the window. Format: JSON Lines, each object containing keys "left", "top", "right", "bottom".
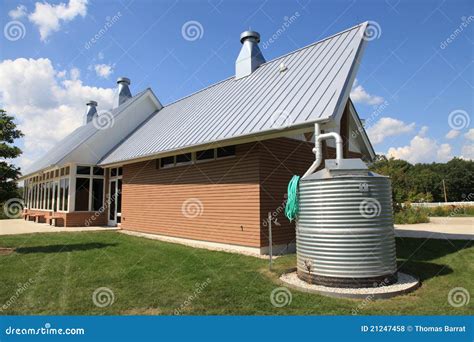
{"left": 118, "top": 167, "right": 123, "bottom": 176}
{"left": 75, "top": 178, "right": 90, "bottom": 211}
{"left": 92, "top": 179, "right": 104, "bottom": 211}
{"left": 93, "top": 167, "right": 104, "bottom": 176}
{"left": 111, "top": 168, "right": 117, "bottom": 177}
{"left": 77, "top": 166, "right": 91, "bottom": 175}
{"left": 176, "top": 153, "right": 192, "bottom": 165}
{"left": 196, "top": 149, "right": 215, "bottom": 161}
{"left": 64, "top": 179, "right": 69, "bottom": 211}
{"left": 59, "top": 179, "right": 65, "bottom": 210}
{"left": 217, "top": 146, "right": 235, "bottom": 158}
{"left": 160, "top": 156, "right": 174, "bottom": 168}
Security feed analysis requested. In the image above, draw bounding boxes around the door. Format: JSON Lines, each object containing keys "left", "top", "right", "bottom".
{"left": 108, "top": 179, "right": 122, "bottom": 226}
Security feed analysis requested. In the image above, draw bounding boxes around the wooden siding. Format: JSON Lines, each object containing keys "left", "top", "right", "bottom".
{"left": 120, "top": 143, "right": 262, "bottom": 247}
{"left": 258, "top": 137, "right": 363, "bottom": 248}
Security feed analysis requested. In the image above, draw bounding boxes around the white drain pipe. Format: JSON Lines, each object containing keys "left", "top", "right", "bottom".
{"left": 302, "top": 122, "right": 343, "bottom": 179}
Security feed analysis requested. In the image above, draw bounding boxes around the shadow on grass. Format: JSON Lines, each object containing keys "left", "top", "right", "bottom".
{"left": 396, "top": 238, "right": 473, "bottom": 261}
{"left": 15, "top": 242, "right": 117, "bottom": 254}
{"left": 397, "top": 260, "right": 453, "bottom": 282}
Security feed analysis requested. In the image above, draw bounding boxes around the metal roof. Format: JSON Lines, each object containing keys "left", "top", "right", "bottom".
{"left": 100, "top": 22, "right": 369, "bottom": 166}
{"left": 22, "top": 89, "right": 150, "bottom": 177}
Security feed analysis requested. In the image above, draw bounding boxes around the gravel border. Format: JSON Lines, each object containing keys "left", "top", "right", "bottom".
{"left": 280, "top": 271, "right": 420, "bottom": 299}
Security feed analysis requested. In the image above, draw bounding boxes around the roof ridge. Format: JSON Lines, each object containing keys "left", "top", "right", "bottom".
{"left": 161, "top": 22, "right": 366, "bottom": 108}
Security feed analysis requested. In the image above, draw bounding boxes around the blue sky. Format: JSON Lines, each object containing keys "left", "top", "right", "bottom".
{"left": 0, "top": 0, "right": 472, "bottom": 169}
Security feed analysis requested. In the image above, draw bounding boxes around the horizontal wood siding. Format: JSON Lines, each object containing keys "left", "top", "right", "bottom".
{"left": 258, "top": 137, "right": 363, "bottom": 247}
{"left": 121, "top": 143, "right": 262, "bottom": 247}
{"left": 258, "top": 138, "right": 314, "bottom": 247}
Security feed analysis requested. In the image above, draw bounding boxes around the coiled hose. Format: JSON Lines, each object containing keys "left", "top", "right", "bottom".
{"left": 285, "top": 175, "right": 300, "bottom": 222}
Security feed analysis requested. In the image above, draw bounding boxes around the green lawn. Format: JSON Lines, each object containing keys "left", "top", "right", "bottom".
{"left": 0, "top": 231, "right": 472, "bottom": 315}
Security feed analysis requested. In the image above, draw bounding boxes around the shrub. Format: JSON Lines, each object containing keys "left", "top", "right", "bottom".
{"left": 426, "top": 205, "right": 474, "bottom": 217}
{"left": 394, "top": 204, "right": 430, "bottom": 224}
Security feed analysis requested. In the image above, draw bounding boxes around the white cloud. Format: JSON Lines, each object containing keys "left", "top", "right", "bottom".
{"left": 464, "top": 128, "right": 474, "bottom": 141}
{"left": 93, "top": 64, "right": 114, "bottom": 79}
{"left": 0, "top": 58, "right": 114, "bottom": 170}
{"left": 366, "top": 117, "right": 415, "bottom": 145}
{"left": 350, "top": 79, "right": 384, "bottom": 106}
{"left": 461, "top": 144, "right": 474, "bottom": 160}
{"left": 8, "top": 5, "right": 28, "bottom": 19}
{"left": 28, "top": 0, "right": 88, "bottom": 41}
{"left": 387, "top": 127, "right": 453, "bottom": 163}
{"left": 445, "top": 129, "right": 461, "bottom": 139}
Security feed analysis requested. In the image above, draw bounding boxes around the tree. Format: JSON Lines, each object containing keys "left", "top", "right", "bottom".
{"left": 369, "top": 155, "right": 474, "bottom": 203}
{"left": 0, "top": 110, "right": 24, "bottom": 203}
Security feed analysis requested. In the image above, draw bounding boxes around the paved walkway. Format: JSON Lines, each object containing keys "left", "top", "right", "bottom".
{"left": 395, "top": 217, "right": 473, "bottom": 240}
{"left": 0, "top": 219, "right": 118, "bottom": 235}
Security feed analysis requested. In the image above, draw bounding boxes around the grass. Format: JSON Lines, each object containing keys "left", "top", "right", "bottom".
{"left": 0, "top": 231, "right": 472, "bottom": 315}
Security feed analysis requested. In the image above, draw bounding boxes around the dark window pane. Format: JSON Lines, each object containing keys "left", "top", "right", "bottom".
{"left": 93, "top": 167, "right": 104, "bottom": 176}
{"left": 160, "top": 156, "right": 174, "bottom": 168}
{"left": 110, "top": 168, "right": 117, "bottom": 177}
{"left": 109, "top": 181, "right": 116, "bottom": 220}
{"left": 76, "top": 166, "right": 91, "bottom": 175}
{"left": 196, "top": 149, "right": 214, "bottom": 161}
{"left": 117, "top": 179, "right": 122, "bottom": 214}
{"left": 59, "top": 180, "right": 64, "bottom": 210}
{"left": 217, "top": 146, "right": 236, "bottom": 158}
{"left": 65, "top": 166, "right": 70, "bottom": 175}
{"left": 48, "top": 182, "right": 53, "bottom": 210}
{"left": 176, "top": 153, "right": 192, "bottom": 164}
{"left": 60, "top": 168, "right": 65, "bottom": 176}
{"left": 64, "top": 179, "right": 69, "bottom": 211}
{"left": 118, "top": 167, "right": 123, "bottom": 176}
{"left": 75, "top": 178, "right": 90, "bottom": 211}
{"left": 92, "top": 179, "right": 104, "bottom": 211}
{"left": 52, "top": 182, "right": 58, "bottom": 211}
{"left": 55, "top": 170, "right": 59, "bottom": 177}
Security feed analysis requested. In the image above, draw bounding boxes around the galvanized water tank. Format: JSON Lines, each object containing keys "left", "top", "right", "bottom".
{"left": 296, "top": 159, "right": 397, "bottom": 288}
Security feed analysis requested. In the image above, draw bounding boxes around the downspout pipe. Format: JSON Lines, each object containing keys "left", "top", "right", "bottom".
{"left": 302, "top": 123, "right": 343, "bottom": 179}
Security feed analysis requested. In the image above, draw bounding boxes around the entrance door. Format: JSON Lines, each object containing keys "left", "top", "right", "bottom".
{"left": 108, "top": 179, "right": 122, "bottom": 226}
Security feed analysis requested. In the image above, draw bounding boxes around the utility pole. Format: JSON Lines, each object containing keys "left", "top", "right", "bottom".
{"left": 442, "top": 179, "right": 448, "bottom": 203}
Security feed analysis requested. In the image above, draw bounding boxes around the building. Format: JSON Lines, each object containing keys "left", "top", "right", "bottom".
{"left": 20, "top": 22, "right": 375, "bottom": 255}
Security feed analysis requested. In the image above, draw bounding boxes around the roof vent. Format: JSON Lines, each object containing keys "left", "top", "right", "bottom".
{"left": 235, "top": 30, "right": 266, "bottom": 79}
{"left": 279, "top": 62, "right": 288, "bottom": 72}
{"left": 114, "top": 77, "right": 132, "bottom": 108}
{"left": 84, "top": 100, "right": 98, "bottom": 125}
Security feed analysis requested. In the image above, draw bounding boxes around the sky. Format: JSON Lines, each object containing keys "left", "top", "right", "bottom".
{"left": 0, "top": 0, "right": 472, "bottom": 170}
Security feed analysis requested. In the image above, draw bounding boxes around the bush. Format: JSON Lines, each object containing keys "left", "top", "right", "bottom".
{"left": 426, "top": 205, "right": 474, "bottom": 217}
{"left": 394, "top": 204, "right": 430, "bottom": 224}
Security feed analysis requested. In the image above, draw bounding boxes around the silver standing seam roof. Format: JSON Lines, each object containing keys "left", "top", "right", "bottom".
{"left": 22, "top": 89, "right": 150, "bottom": 176}
{"left": 99, "top": 22, "right": 369, "bottom": 166}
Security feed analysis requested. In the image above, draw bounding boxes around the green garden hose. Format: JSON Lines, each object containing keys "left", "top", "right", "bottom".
{"left": 285, "top": 175, "right": 301, "bottom": 222}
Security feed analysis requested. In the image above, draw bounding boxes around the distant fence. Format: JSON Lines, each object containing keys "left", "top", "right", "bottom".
{"left": 410, "top": 202, "right": 474, "bottom": 208}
